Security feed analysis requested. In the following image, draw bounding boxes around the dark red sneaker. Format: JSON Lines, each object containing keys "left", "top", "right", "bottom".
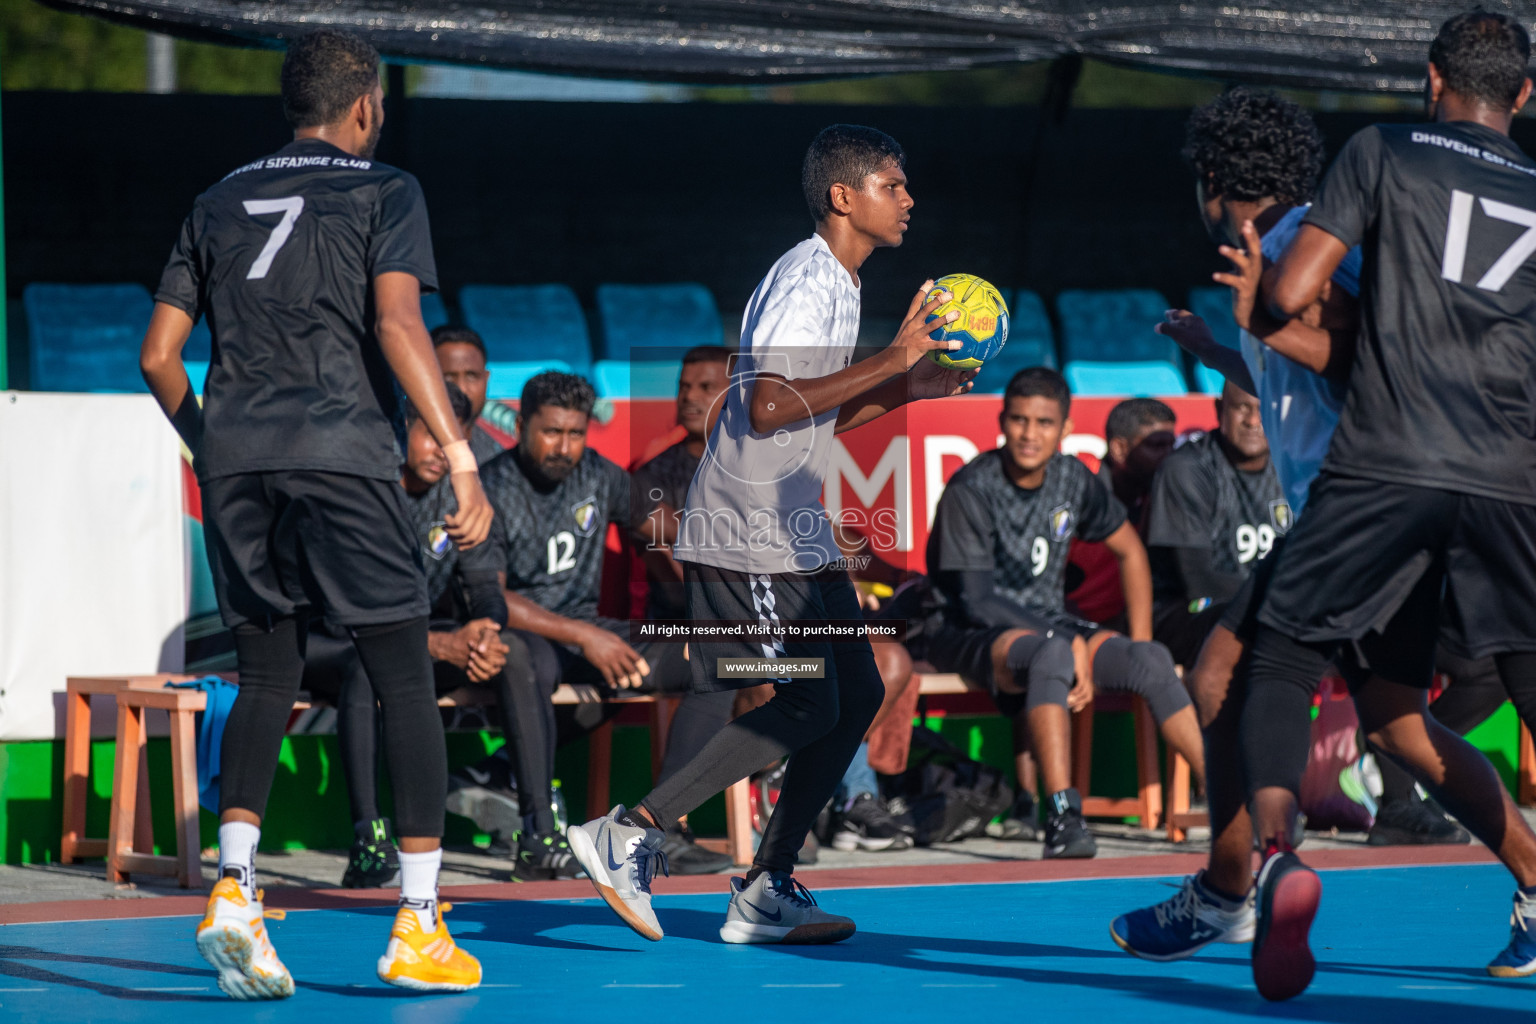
{"left": 1251, "top": 848, "right": 1321, "bottom": 1001}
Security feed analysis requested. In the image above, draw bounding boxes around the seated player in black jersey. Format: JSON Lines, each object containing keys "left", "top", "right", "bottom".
{"left": 926, "top": 367, "right": 1206, "bottom": 859}
{"left": 301, "top": 383, "right": 513, "bottom": 885}
{"left": 1144, "top": 379, "right": 1287, "bottom": 669}
{"left": 483, "top": 370, "right": 731, "bottom": 875}
{"left": 432, "top": 325, "right": 508, "bottom": 464}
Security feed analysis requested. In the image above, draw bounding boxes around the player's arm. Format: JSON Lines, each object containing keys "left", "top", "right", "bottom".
{"left": 501, "top": 589, "right": 651, "bottom": 690}
{"left": 940, "top": 569, "right": 1045, "bottom": 630}
{"left": 1102, "top": 522, "right": 1154, "bottom": 641}
{"left": 1216, "top": 219, "right": 1356, "bottom": 380}
{"left": 374, "top": 271, "right": 492, "bottom": 549}
{"left": 750, "top": 282, "right": 972, "bottom": 435}
{"left": 140, "top": 302, "right": 203, "bottom": 454}
{"left": 1154, "top": 310, "right": 1257, "bottom": 395}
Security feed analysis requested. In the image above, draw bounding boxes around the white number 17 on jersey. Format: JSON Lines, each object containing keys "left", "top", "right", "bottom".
{"left": 1442, "top": 189, "right": 1536, "bottom": 293}
{"left": 242, "top": 196, "right": 305, "bottom": 280}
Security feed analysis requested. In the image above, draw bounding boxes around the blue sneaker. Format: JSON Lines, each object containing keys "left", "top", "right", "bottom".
{"left": 1110, "top": 873, "right": 1256, "bottom": 961}
{"left": 1488, "top": 889, "right": 1536, "bottom": 978}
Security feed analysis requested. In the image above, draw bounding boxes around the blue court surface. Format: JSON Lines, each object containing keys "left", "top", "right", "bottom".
{"left": 2, "top": 864, "right": 1532, "bottom": 1022}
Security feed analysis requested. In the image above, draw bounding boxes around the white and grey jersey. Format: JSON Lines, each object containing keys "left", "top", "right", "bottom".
{"left": 674, "top": 234, "right": 860, "bottom": 574}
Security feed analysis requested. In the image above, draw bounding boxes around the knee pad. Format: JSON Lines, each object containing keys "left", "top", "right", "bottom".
{"left": 1008, "top": 633, "right": 1073, "bottom": 711}
{"left": 1097, "top": 637, "right": 1190, "bottom": 723}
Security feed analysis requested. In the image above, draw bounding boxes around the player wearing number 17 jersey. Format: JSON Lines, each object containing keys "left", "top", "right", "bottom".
{"left": 1238, "top": 11, "right": 1536, "bottom": 998}
{"left": 141, "top": 31, "right": 485, "bottom": 997}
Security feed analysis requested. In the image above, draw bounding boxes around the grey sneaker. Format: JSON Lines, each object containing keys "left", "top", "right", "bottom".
{"left": 565, "top": 805, "right": 669, "bottom": 941}
{"left": 719, "top": 872, "right": 855, "bottom": 945}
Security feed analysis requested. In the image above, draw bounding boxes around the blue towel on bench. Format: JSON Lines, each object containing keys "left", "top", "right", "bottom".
{"left": 164, "top": 676, "right": 239, "bottom": 813}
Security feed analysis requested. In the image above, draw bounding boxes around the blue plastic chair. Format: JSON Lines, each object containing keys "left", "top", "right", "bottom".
{"left": 1063, "top": 360, "right": 1189, "bottom": 397}
{"left": 595, "top": 283, "right": 722, "bottom": 362}
{"left": 24, "top": 283, "right": 153, "bottom": 393}
{"left": 594, "top": 359, "right": 684, "bottom": 399}
{"left": 972, "top": 289, "right": 1057, "bottom": 393}
{"left": 484, "top": 360, "right": 575, "bottom": 401}
{"left": 1193, "top": 361, "right": 1227, "bottom": 395}
{"left": 1056, "top": 288, "right": 1179, "bottom": 367}
{"left": 421, "top": 291, "right": 451, "bottom": 331}
{"left": 459, "top": 284, "right": 592, "bottom": 371}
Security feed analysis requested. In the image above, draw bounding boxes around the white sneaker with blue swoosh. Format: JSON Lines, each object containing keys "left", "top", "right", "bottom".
{"left": 720, "top": 871, "right": 855, "bottom": 944}
{"left": 566, "top": 805, "right": 669, "bottom": 941}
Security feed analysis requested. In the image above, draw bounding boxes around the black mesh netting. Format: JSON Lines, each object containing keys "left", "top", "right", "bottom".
{"left": 37, "top": 0, "right": 1536, "bottom": 90}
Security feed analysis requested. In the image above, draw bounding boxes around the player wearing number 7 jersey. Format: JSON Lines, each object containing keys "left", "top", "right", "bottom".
{"left": 1234, "top": 10, "right": 1536, "bottom": 999}
{"left": 140, "top": 31, "right": 488, "bottom": 997}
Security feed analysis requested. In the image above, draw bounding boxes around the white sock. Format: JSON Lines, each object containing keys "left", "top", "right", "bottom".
{"left": 218, "top": 821, "right": 261, "bottom": 900}
{"left": 398, "top": 848, "right": 443, "bottom": 930}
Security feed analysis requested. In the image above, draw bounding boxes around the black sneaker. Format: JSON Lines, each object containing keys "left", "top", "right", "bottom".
{"left": 1251, "top": 847, "right": 1320, "bottom": 1001}
{"left": 446, "top": 753, "right": 521, "bottom": 839}
{"left": 509, "top": 829, "right": 583, "bottom": 881}
{"left": 660, "top": 825, "right": 734, "bottom": 875}
{"left": 987, "top": 791, "right": 1040, "bottom": 841}
{"left": 831, "top": 793, "right": 915, "bottom": 852}
{"left": 1043, "top": 789, "right": 1097, "bottom": 859}
{"left": 341, "top": 818, "right": 400, "bottom": 889}
{"left": 1368, "top": 795, "right": 1472, "bottom": 846}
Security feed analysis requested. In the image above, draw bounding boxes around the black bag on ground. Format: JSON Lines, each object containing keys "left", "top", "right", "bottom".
{"left": 883, "top": 726, "right": 1013, "bottom": 845}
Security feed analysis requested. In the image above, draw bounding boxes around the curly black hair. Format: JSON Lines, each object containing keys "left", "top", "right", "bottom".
{"left": 1430, "top": 10, "right": 1531, "bottom": 110}
{"left": 281, "top": 30, "right": 379, "bottom": 130}
{"left": 519, "top": 371, "right": 596, "bottom": 421}
{"left": 802, "top": 124, "right": 905, "bottom": 222}
{"left": 1182, "top": 87, "right": 1324, "bottom": 205}
{"left": 403, "top": 380, "right": 473, "bottom": 429}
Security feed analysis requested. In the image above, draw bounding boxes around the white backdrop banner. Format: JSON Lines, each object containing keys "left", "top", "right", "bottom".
{"left": 0, "top": 392, "right": 186, "bottom": 741}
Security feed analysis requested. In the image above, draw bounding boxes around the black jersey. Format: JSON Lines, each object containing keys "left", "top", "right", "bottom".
{"left": 402, "top": 475, "right": 506, "bottom": 620}
{"left": 1304, "top": 122, "right": 1536, "bottom": 505}
{"left": 927, "top": 450, "right": 1126, "bottom": 618}
{"left": 470, "top": 423, "right": 508, "bottom": 466}
{"left": 1144, "top": 433, "right": 1291, "bottom": 601}
{"left": 154, "top": 138, "right": 437, "bottom": 483}
{"left": 633, "top": 441, "right": 701, "bottom": 619}
{"left": 482, "top": 446, "right": 635, "bottom": 621}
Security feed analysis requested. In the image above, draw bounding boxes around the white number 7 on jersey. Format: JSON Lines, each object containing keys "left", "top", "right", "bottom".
{"left": 242, "top": 196, "right": 305, "bottom": 280}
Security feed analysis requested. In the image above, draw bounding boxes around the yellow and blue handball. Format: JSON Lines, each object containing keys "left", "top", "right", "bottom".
{"left": 925, "top": 274, "right": 1009, "bottom": 369}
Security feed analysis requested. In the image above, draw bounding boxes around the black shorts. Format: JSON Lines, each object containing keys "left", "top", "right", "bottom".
{"left": 1259, "top": 472, "right": 1536, "bottom": 680}
{"left": 927, "top": 609, "right": 1093, "bottom": 716}
{"left": 682, "top": 562, "right": 878, "bottom": 695}
{"left": 201, "top": 471, "right": 427, "bottom": 630}
{"left": 1151, "top": 600, "right": 1229, "bottom": 669}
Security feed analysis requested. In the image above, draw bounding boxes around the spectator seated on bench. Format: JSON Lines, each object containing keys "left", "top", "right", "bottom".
{"left": 432, "top": 324, "right": 512, "bottom": 464}
{"left": 920, "top": 367, "right": 1207, "bottom": 858}
{"left": 480, "top": 370, "right": 732, "bottom": 876}
{"left": 301, "top": 383, "right": 514, "bottom": 887}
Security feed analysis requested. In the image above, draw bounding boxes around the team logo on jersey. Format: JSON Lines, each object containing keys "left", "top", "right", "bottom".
{"left": 571, "top": 496, "right": 600, "bottom": 537}
{"left": 1269, "top": 499, "right": 1294, "bottom": 535}
{"left": 425, "top": 523, "right": 452, "bottom": 560}
{"left": 1049, "top": 504, "right": 1074, "bottom": 542}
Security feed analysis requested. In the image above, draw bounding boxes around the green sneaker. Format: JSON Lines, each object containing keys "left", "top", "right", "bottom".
{"left": 341, "top": 818, "right": 400, "bottom": 889}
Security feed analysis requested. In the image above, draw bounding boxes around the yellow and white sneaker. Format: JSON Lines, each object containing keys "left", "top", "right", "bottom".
{"left": 376, "top": 900, "right": 482, "bottom": 992}
{"left": 195, "top": 877, "right": 295, "bottom": 1000}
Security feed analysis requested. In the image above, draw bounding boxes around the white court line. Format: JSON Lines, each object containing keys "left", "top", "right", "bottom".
{"left": 130, "top": 987, "right": 208, "bottom": 992}
{"left": 603, "top": 984, "right": 684, "bottom": 988}
{"left": 1399, "top": 985, "right": 1475, "bottom": 990}
{"left": 922, "top": 983, "right": 998, "bottom": 988}
{"left": 763, "top": 983, "right": 843, "bottom": 988}
{"left": 477, "top": 984, "right": 522, "bottom": 988}
{"left": 0, "top": 988, "right": 48, "bottom": 993}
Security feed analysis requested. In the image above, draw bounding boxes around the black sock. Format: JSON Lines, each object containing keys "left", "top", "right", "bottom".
{"left": 1048, "top": 787, "right": 1081, "bottom": 818}
{"left": 1199, "top": 872, "right": 1247, "bottom": 905}
{"left": 619, "top": 808, "right": 657, "bottom": 832}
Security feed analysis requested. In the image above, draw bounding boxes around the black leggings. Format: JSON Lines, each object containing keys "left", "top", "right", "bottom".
{"left": 221, "top": 616, "right": 447, "bottom": 838}
{"left": 1242, "top": 626, "right": 1536, "bottom": 803}
{"left": 1376, "top": 650, "right": 1505, "bottom": 805}
{"left": 302, "top": 627, "right": 382, "bottom": 824}
{"left": 641, "top": 655, "right": 884, "bottom": 875}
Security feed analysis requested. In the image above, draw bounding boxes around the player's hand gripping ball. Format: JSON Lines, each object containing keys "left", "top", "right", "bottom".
{"left": 925, "top": 274, "right": 1010, "bottom": 369}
